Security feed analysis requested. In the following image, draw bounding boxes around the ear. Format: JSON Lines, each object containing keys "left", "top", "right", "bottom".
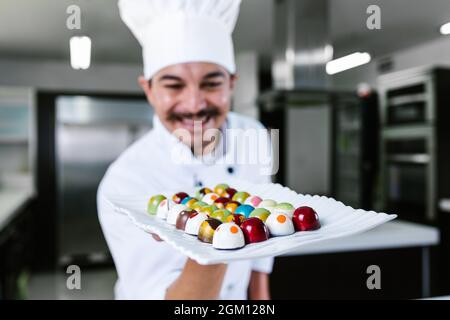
{"left": 229, "top": 74, "right": 238, "bottom": 91}
{"left": 138, "top": 75, "right": 154, "bottom": 105}
{"left": 138, "top": 75, "right": 151, "bottom": 94}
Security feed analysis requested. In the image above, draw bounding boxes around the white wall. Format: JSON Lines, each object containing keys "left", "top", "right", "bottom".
{"left": 331, "top": 36, "right": 450, "bottom": 90}
{"left": 0, "top": 58, "right": 143, "bottom": 93}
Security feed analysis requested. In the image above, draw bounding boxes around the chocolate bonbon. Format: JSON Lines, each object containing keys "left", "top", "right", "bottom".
{"left": 198, "top": 218, "right": 222, "bottom": 243}
{"left": 212, "top": 223, "right": 245, "bottom": 249}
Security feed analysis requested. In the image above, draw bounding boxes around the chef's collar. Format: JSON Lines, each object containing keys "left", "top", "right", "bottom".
{"left": 152, "top": 114, "right": 229, "bottom": 166}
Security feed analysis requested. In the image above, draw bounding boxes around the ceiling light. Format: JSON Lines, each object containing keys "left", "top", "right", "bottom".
{"left": 326, "top": 52, "right": 371, "bottom": 75}
{"left": 70, "top": 36, "right": 91, "bottom": 70}
{"left": 440, "top": 22, "right": 450, "bottom": 35}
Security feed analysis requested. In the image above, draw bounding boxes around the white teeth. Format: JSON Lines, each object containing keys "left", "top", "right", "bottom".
{"left": 181, "top": 119, "right": 194, "bottom": 126}
{"left": 195, "top": 115, "right": 208, "bottom": 122}
{"left": 181, "top": 115, "right": 210, "bottom": 126}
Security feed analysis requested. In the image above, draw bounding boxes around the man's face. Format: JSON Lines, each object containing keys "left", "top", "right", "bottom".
{"left": 139, "top": 62, "right": 236, "bottom": 149}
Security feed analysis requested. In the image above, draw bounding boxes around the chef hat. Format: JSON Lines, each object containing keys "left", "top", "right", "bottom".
{"left": 118, "top": 0, "right": 242, "bottom": 79}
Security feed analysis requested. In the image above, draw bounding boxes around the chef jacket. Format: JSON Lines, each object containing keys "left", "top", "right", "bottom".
{"left": 97, "top": 111, "right": 274, "bottom": 299}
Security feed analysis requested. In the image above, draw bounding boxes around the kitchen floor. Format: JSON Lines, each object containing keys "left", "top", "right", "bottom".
{"left": 26, "top": 267, "right": 117, "bottom": 300}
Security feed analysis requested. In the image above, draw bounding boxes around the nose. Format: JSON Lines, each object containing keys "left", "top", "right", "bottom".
{"left": 181, "top": 85, "right": 207, "bottom": 114}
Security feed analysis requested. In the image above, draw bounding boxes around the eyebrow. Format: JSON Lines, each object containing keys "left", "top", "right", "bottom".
{"left": 157, "top": 71, "right": 226, "bottom": 83}
{"left": 158, "top": 75, "right": 182, "bottom": 82}
{"left": 202, "top": 71, "right": 226, "bottom": 80}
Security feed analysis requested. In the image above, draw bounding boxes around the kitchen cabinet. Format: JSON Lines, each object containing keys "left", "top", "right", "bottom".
{"left": 271, "top": 247, "right": 423, "bottom": 299}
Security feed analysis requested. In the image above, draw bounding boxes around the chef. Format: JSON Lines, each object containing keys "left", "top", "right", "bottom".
{"left": 97, "top": 0, "right": 274, "bottom": 300}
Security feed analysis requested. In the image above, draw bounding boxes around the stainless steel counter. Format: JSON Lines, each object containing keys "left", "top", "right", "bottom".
{"left": 283, "top": 220, "right": 439, "bottom": 256}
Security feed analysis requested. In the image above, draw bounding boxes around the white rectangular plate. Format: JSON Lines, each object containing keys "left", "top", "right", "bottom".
{"left": 106, "top": 179, "right": 397, "bottom": 265}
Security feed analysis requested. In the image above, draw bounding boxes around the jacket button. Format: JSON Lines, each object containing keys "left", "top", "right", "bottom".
{"left": 227, "top": 167, "right": 234, "bottom": 174}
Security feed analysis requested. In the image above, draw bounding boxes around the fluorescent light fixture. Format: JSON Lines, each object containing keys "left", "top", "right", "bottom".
{"left": 326, "top": 52, "right": 371, "bottom": 75}
{"left": 324, "top": 44, "right": 334, "bottom": 62}
{"left": 440, "top": 22, "right": 450, "bottom": 35}
{"left": 70, "top": 36, "right": 91, "bottom": 70}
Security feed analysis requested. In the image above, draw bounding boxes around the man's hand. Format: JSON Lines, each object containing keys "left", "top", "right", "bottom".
{"left": 148, "top": 233, "right": 269, "bottom": 299}
{"left": 248, "top": 271, "right": 271, "bottom": 300}
{"left": 165, "top": 258, "right": 228, "bottom": 300}
{"left": 150, "top": 233, "right": 163, "bottom": 242}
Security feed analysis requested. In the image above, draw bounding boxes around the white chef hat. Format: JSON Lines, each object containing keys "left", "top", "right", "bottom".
{"left": 118, "top": 0, "right": 242, "bottom": 79}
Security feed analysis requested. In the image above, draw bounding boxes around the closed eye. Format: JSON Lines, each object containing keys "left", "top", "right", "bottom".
{"left": 201, "top": 82, "right": 223, "bottom": 89}
{"left": 164, "top": 84, "right": 185, "bottom": 90}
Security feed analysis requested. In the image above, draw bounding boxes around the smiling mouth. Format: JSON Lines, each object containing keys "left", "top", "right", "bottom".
{"left": 167, "top": 107, "right": 221, "bottom": 130}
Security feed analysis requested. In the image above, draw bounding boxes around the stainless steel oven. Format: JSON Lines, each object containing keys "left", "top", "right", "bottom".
{"left": 379, "top": 67, "right": 450, "bottom": 223}
{"left": 379, "top": 68, "right": 434, "bottom": 223}
{"left": 382, "top": 128, "right": 434, "bottom": 222}
{"left": 380, "top": 66, "right": 450, "bottom": 294}
{"left": 385, "top": 83, "right": 428, "bottom": 125}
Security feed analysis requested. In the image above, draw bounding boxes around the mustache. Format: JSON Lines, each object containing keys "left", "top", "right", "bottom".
{"left": 166, "top": 107, "right": 222, "bottom": 122}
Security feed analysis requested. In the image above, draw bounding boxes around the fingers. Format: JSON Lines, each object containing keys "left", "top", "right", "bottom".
{"left": 151, "top": 233, "right": 163, "bottom": 242}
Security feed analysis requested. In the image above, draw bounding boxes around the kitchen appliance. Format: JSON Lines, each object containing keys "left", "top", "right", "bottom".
{"left": 379, "top": 66, "right": 450, "bottom": 295}
{"left": 378, "top": 67, "right": 450, "bottom": 223}
{"left": 332, "top": 91, "right": 379, "bottom": 210}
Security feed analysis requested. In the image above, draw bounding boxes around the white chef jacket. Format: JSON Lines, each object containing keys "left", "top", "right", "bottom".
{"left": 97, "top": 111, "right": 274, "bottom": 300}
